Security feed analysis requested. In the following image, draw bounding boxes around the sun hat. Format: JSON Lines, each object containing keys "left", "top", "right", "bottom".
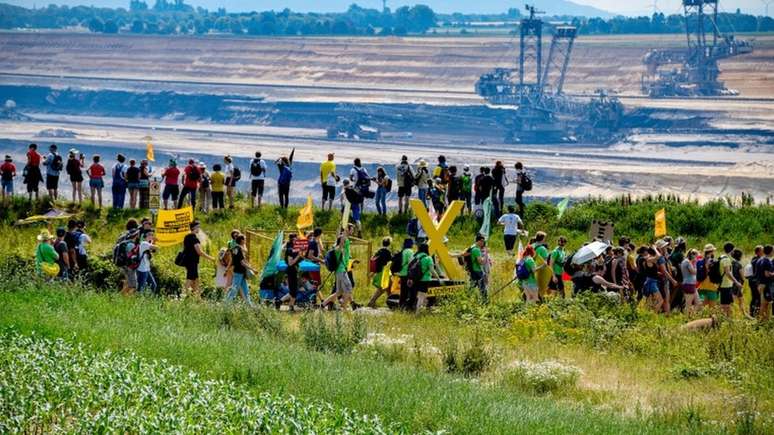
{"left": 463, "top": 165, "right": 470, "bottom": 172}
{"left": 419, "top": 160, "right": 428, "bottom": 168}
{"left": 704, "top": 243, "right": 716, "bottom": 252}
{"left": 36, "top": 229, "right": 54, "bottom": 242}
{"left": 656, "top": 239, "right": 669, "bottom": 249}
{"left": 4, "top": 155, "right": 11, "bottom": 161}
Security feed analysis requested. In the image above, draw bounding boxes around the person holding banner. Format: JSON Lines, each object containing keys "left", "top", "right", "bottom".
{"left": 182, "top": 220, "right": 215, "bottom": 299}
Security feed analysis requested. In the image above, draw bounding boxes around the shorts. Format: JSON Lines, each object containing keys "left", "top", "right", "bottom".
{"left": 681, "top": 283, "right": 697, "bottom": 294}
{"left": 522, "top": 282, "right": 538, "bottom": 296}
{"left": 732, "top": 286, "right": 743, "bottom": 298}
{"left": 46, "top": 175, "right": 59, "bottom": 190}
{"left": 185, "top": 263, "right": 199, "bottom": 281}
{"left": 1, "top": 179, "right": 12, "bottom": 193}
{"left": 89, "top": 178, "right": 104, "bottom": 189}
{"left": 322, "top": 183, "right": 335, "bottom": 201}
{"left": 548, "top": 273, "right": 565, "bottom": 292}
{"left": 504, "top": 234, "right": 517, "bottom": 251}
{"left": 643, "top": 277, "right": 660, "bottom": 296}
{"left": 127, "top": 182, "right": 140, "bottom": 190}
{"left": 398, "top": 186, "right": 412, "bottom": 198}
{"left": 226, "top": 177, "right": 238, "bottom": 188}
{"left": 121, "top": 267, "right": 137, "bottom": 289}
{"left": 719, "top": 287, "right": 734, "bottom": 305}
{"left": 761, "top": 283, "right": 773, "bottom": 302}
{"left": 69, "top": 173, "right": 83, "bottom": 183}
{"left": 251, "top": 179, "right": 265, "bottom": 197}
{"left": 162, "top": 184, "right": 179, "bottom": 201}
{"left": 335, "top": 271, "right": 353, "bottom": 294}
{"left": 351, "top": 203, "right": 362, "bottom": 223}
{"left": 414, "top": 280, "right": 429, "bottom": 295}
{"left": 699, "top": 289, "right": 719, "bottom": 302}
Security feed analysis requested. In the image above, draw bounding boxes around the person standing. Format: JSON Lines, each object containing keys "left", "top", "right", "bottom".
{"left": 367, "top": 237, "right": 393, "bottom": 308}
{"left": 138, "top": 160, "right": 152, "bottom": 209}
{"left": 137, "top": 230, "right": 158, "bottom": 295}
{"left": 224, "top": 155, "right": 238, "bottom": 209}
{"left": 681, "top": 249, "right": 701, "bottom": 314}
{"left": 66, "top": 149, "right": 84, "bottom": 204}
{"left": 320, "top": 153, "right": 337, "bottom": 211}
{"left": 178, "top": 159, "right": 200, "bottom": 209}
{"left": 282, "top": 234, "right": 301, "bottom": 311}
{"left": 322, "top": 228, "right": 354, "bottom": 310}
{"left": 75, "top": 220, "right": 91, "bottom": 271}
{"left": 491, "top": 161, "right": 507, "bottom": 217}
{"left": 35, "top": 230, "right": 58, "bottom": 278}
{"left": 350, "top": 158, "right": 371, "bottom": 203}
{"left": 54, "top": 227, "right": 70, "bottom": 280}
{"left": 756, "top": 245, "right": 773, "bottom": 321}
{"left": 395, "top": 155, "right": 414, "bottom": 214}
{"left": 548, "top": 236, "right": 567, "bottom": 298}
{"left": 432, "top": 155, "right": 449, "bottom": 188}
{"left": 461, "top": 165, "right": 473, "bottom": 214}
{"left": 697, "top": 244, "right": 719, "bottom": 308}
{"left": 25, "top": 144, "right": 43, "bottom": 201}
{"left": 161, "top": 160, "right": 180, "bottom": 210}
{"left": 731, "top": 248, "right": 749, "bottom": 318}
{"left": 225, "top": 234, "right": 255, "bottom": 306}
{"left": 748, "top": 245, "right": 763, "bottom": 317}
{"left": 210, "top": 164, "right": 225, "bottom": 210}
{"left": 477, "top": 167, "right": 494, "bottom": 205}
{"left": 342, "top": 179, "right": 363, "bottom": 235}
{"left": 182, "top": 221, "right": 214, "bottom": 299}
{"left": 415, "top": 160, "right": 430, "bottom": 208}
{"left": 111, "top": 154, "right": 128, "bottom": 209}
{"left": 374, "top": 166, "right": 390, "bottom": 216}
{"left": 396, "top": 238, "right": 416, "bottom": 309}
{"left": 276, "top": 156, "right": 292, "bottom": 209}
{"left": 411, "top": 243, "right": 440, "bottom": 314}
{"left": 462, "top": 235, "right": 488, "bottom": 300}
{"left": 249, "top": 152, "right": 268, "bottom": 209}
{"left": 125, "top": 159, "right": 140, "bottom": 209}
{"left": 446, "top": 166, "right": 463, "bottom": 205}
{"left": 197, "top": 162, "right": 211, "bottom": 213}
{"left": 43, "top": 144, "right": 63, "bottom": 200}
{"left": 497, "top": 205, "right": 524, "bottom": 256}
{"left": 718, "top": 242, "right": 742, "bottom": 317}
{"left": 1, "top": 155, "right": 16, "bottom": 204}
{"left": 513, "top": 162, "right": 527, "bottom": 219}
{"left": 519, "top": 245, "right": 541, "bottom": 304}
{"left": 87, "top": 155, "right": 105, "bottom": 208}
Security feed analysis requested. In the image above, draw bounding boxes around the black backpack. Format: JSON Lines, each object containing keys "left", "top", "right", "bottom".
{"left": 562, "top": 252, "right": 577, "bottom": 276}
{"left": 232, "top": 167, "right": 242, "bottom": 182}
{"left": 250, "top": 159, "right": 264, "bottom": 177}
{"left": 385, "top": 177, "right": 393, "bottom": 192}
{"left": 403, "top": 169, "right": 414, "bottom": 187}
{"left": 521, "top": 173, "right": 533, "bottom": 191}
{"left": 390, "top": 252, "right": 404, "bottom": 274}
{"left": 708, "top": 256, "right": 725, "bottom": 285}
{"left": 462, "top": 246, "right": 473, "bottom": 272}
{"left": 187, "top": 166, "right": 201, "bottom": 182}
{"left": 355, "top": 167, "right": 370, "bottom": 189}
{"left": 324, "top": 249, "right": 339, "bottom": 272}
{"left": 407, "top": 254, "right": 426, "bottom": 283}
{"left": 51, "top": 153, "right": 63, "bottom": 172}
{"left": 113, "top": 239, "right": 137, "bottom": 267}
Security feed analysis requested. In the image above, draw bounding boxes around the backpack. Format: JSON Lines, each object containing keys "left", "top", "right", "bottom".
{"left": 516, "top": 259, "right": 530, "bottom": 280}
{"left": 231, "top": 167, "right": 241, "bottom": 182}
{"left": 355, "top": 167, "right": 370, "bottom": 188}
{"left": 521, "top": 172, "right": 533, "bottom": 191}
{"left": 187, "top": 166, "right": 200, "bottom": 182}
{"left": 384, "top": 177, "right": 393, "bottom": 192}
{"left": 112, "top": 239, "right": 137, "bottom": 268}
{"left": 200, "top": 174, "right": 210, "bottom": 189}
{"left": 563, "top": 252, "right": 577, "bottom": 276}
{"left": 462, "top": 246, "right": 473, "bottom": 272}
{"left": 407, "top": 219, "right": 419, "bottom": 238}
{"left": 438, "top": 166, "right": 450, "bottom": 184}
{"left": 51, "top": 153, "right": 63, "bottom": 172}
{"left": 390, "top": 252, "right": 404, "bottom": 274}
{"left": 407, "top": 254, "right": 426, "bottom": 283}
{"left": 402, "top": 168, "right": 414, "bottom": 187}
{"left": 696, "top": 258, "right": 707, "bottom": 282}
{"left": 250, "top": 159, "right": 264, "bottom": 177}
{"left": 462, "top": 174, "right": 472, "bottom": 192}
{"left": 708, "top": 256, "right": 725, "bottom": 285}
{"left": 324, "top": 249, "right": 339, "bottom": 272}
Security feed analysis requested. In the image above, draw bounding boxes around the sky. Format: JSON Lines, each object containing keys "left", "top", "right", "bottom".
{"left": 6, "top": 0, "right": 768, "bottom": 16}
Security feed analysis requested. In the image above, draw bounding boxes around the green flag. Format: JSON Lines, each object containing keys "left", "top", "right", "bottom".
{"left": 479, "top": 195, "right": 493, "bottom": 239}
{"left": 557, "top": 198, "right": 570, "bottom": 219}
{"left": 260, "top": 231, "right": 284, "bottom": 280}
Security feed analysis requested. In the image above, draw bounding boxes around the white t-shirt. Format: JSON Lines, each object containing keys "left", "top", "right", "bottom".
{"left": 498, "top": 213, "right": 523, "bottom": 236}
{"left": 225, "top": 163, "right": 234, "bottom": 179}
{"left": 77, "top": 232, "right": 91, "bottom": 256}
{"left": 249, "top": 159, "right": 267, "bottom": 181}
{"left": 137, "top": 241, "right": 153, "bottom": 272}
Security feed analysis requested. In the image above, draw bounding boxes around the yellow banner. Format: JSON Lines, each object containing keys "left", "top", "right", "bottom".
{"left": 297, "top": 195, "right": 314, "bottom": 230}
{"left": 155, "top": 206, "right": 194, "bottom": 247}
{"left": 654, "top": 208, "right": 667, "bottom": 238}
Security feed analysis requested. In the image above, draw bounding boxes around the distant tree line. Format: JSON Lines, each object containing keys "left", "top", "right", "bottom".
{"left": 1, "top": 1, "right": 772, "bottom": 36}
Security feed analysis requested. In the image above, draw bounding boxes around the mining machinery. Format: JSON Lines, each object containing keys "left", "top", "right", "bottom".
{"left": 475, "top": 5, "right": 624, "bottom": 143}
{"left": 641, "top": 0, "right": 753, "bottom": 97}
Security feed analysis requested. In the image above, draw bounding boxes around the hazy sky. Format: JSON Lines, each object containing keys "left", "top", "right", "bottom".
{"left": 7, "top": 0, "right": 769, "bottom": 16}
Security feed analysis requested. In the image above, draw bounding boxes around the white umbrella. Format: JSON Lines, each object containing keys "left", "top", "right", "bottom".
{"left": 572, "top": 241, "right": 610, "bottom": 265}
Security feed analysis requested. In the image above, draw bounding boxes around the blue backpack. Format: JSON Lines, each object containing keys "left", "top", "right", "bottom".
{"left": 696, "top": 258, "right": 707, "bottom": 282}
{"left": 516, "top": 260, "right": 530, "bottom": 280}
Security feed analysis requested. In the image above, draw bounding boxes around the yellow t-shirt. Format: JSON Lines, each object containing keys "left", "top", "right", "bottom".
{"left": 210, "top": 171, "right": 225, "bottom": 192}
{"left": 320, "top": 160, "right": 336, "bottom": 184}
{"left": 720, "top": 256, "right": 734, "bottom": 288}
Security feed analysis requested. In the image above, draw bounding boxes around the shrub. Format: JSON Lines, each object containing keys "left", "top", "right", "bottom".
{"left": 501, "top": 360, "right": 582, "bottom": 394}
{"left": 300, "top": 311, "right": 367, "bottom": 354}
{"left": 442, "top": 330, "right": 493, "bottom": 377}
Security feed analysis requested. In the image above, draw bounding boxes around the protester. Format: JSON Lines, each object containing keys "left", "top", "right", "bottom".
{"left": 64, "top": 219, "right": 81, "bottom": 276}
{"left": 656, "top": 239, "right": 679, "bottom": 314}
{"left": 350, "top": 158, "right": 371, "bottom": 201}
{"left": 64, "top": 149, "right": 84, "bottom": 204}
{"left": 477, "top": 167, "right": 494, "bottom": 206}
{"left": 1, "top": 155, "right": 16, "bottom": 204}
{"left": 642, "top": 247, "right": 665, "bottom": 312}
{"left": 446, "top": 166, "right": 463, "bottom": 204}
{"left": 462, "top": 235, "right": 488, "bottom": 300}
{"left": 210, "top": 164, "right": 225, "bottom": 210}
{"left": 697, "top": 244, "right": 719, "bottom": 308}
{"left": 374, "top": 166, "right": 391, "bottom": 216}
{"left": 718, "top": 242, "right": 742, "bottom": 316}
{"left": 410, "top": 242, "right": 439, "bottom": 314}
{"left": 249, "top": 152, "right": 268, "bottom": 209}
{"left": 731, "top": 248, "right": 748, "bottom": 318}
{"left": 305, "top": 228, "right": 324, "bottom": 264}
{"left": 111, "top": 154, "right": 128, "bottom": 209}
{"left": 342, "top": 179, "right": 363, "bottom": 234}
{"left": 415, "top": 160, "right": 430, "bottom": 207}
{"left": 366, "top": 237, "right": 393, "bottom": 308}
{"left": 42, "top": 144, "right": 62, "bottom": 200}
{"left": 181, "top": 220, "right": 214, "bottom": 299}
{"left": 322, "top": 228, "right": 353, "bottom": 310}
{"left": 25, "top": 144, "right": 43, "bottom": 201}
{"left": 680, "top": 249, "right": 701, "bottom": 314}
{"left": 75, "top": 220, "right": 91, "bottom": 270}
{"left": 513, "top": 162, "right": 527, "bottom": 218}
{"left": 491, "top": 160, "right": 507, "bottom": 216}
{"left": 395, "top": 155, "right": 414, "bottom": 214}
{"left": 225, "top": 234, "right": 255, "bottom": 306}
{"left": 607, "top": 247, "right": 631, "bottom": 300}
{"left": 429, "top": 178, "right": 446, "bottom": 217}
{"left": 137, "top": 230, "right": 158, "bottom": 295}
{"left": 161, "top": 160, "right": 180, "bottom": 210}
{"left": 86, "top": 155, "right": 105, "bottom": 208}
{"left": 519, "top": 245, "right": 541, "bottom": 303}
{"left": 397, "top": 238, "right": 415, "bottom": 309}
{"left": 547, "top": 236, "right": 567, "bottom": 298}
{"left": 34, "top": 229, "right": 59, "bottom": 278}
{"left": 497, "top": 205, "right": 524, "bottom": 256}
{"left": 198, "top": 162, "right": 210, "bottom": 213}
{"left": 279, "top": 234, "right": 302, "bottom": 311}
{"left": 139, "top": 159, "right": 152, "bottom": 209}
{"left": 117, "top": 229, "right": 140, "bottom": 295}
{"left": 461, "top": 165, "right": 473, "bottom": 214}
{"left": 224, "top": 155, "right": 239, "bottom": 209}
{"left": 53, "top": 227, "right": 70, "bottom": 280}
{"left": 125, "top": 159, "right": 140, "bottom": 209}
{"left": 276, "top": 156, "right": 292, "bottom": 209}
{"left": 748, "top": 245, "right": 763, "bottom": 317}
{"left": 432, "top": 155, "right": 449, "bottom": 188}
{"left": 178, "top": 159, "right": 200, "bottom": 209}
{"left": 757, "top": 245, "right": 773, "bottom": 321}
{"left": 320, "top": 153, "right": 337, "bottom": 211}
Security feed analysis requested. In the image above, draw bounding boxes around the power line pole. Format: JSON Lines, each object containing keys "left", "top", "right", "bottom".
{"left": 762, "top": 0, "right": 774, "bottom": 17}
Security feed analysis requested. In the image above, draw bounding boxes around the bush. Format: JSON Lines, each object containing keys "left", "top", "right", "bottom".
{"left": 300, "top": 311, "right": 367, "bottom": 354}
{"left": 501, "top": 360, "right": 582, "bottom": 394}
{"left": 442, "top": 330, "right": 493, "bottom": 377}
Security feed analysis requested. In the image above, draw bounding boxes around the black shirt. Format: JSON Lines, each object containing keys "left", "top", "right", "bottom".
{"left": 492, "top": 166, "right": 505, "bottom": 187}
{"left": 126, "top": 166, "right": 140, "bottom": 183}
{"left": 232, "top": 245, "right": 246, "bottom": 275}
{"left": 285, "top": 244, "right": 299, "bottom": 273}
{"left": 183, "top": 233, "right": 200, "bottom": 265}
{"left": 374, "top": 247, "right": 391, "bottom": 272}
{"left": 478, "top": 175, "right": 494, "bottom": 198}
{"left": 64, "top": 231, "right": 79, "bottom": 250}
{"left": 307, "top": 239, "right": 319, "bottom": 259}
{"left": 55, "top": 240, "right": 69, "bottom": 271}
{"left": 344, "top": 187, "right": 362, "bottom": 205}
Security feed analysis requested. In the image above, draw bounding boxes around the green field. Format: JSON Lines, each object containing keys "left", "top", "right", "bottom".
{"left": 1, "top": 195, "right": 773, "bottom": 433}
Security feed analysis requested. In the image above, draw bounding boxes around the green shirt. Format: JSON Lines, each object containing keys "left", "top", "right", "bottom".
{"left": 535, "top": 244, "right": 549, "bottom": 261}
{"left": 524, "top": 256, "right": 538, "bottom": 286}
{"left": 420, "top": 254, "right": 434, "bottom": 282}
{"left": 550, "top": 247, "right": 566, "bottom": 275}
{"left": 469, "top": 245, "right": 482, "bottom": 273}
{"left": 336, "top": 239, "right": 351, "bottom": 274}
{"left": 399, "top": 248, "right": 414, "bottom": 277}
{"left": 720, "top": 255, "right": 734, "bottom": 288}
{"left": 35, "top": 242, "right": 58, "bottom": 271}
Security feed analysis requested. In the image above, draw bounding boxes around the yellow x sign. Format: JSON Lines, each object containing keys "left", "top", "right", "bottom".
{"left": 409, "top": 199, "right": 465, "bottom": 281}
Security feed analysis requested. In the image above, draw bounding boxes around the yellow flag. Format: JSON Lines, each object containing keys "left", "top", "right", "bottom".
{"left": 380, "top": 261, "right": 392, "bottom": 289}
{"left": 654, "top": 208, "right": 667, "bottom": 238}
{"left": 146, "top": 142, "right": 155, "bottom": 162}
{"left": 297, "top": 195, "right": 314, "bottom": 230}
{"left": 155, "top": 206, "right": 194, "bottom": 247}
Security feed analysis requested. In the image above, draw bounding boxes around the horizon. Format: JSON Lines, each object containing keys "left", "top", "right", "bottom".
{"left": 3, "top": 0, "right": 769, "bottom": 17}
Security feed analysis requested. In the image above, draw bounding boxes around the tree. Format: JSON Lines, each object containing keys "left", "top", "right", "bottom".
{"left": 229, "top": 18, "right": 243, "bottom": 35}
{"left": 88, "top": 17, "right": 104, "bottom": 32}
{"left": 103, "top": 19, "right": 118, "bottom": 33}
{"left": 130, "top": 19, "right": 145, "bottom": 33}
{"left": 130, "top": 0, "right": 148, "bottom": 11}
